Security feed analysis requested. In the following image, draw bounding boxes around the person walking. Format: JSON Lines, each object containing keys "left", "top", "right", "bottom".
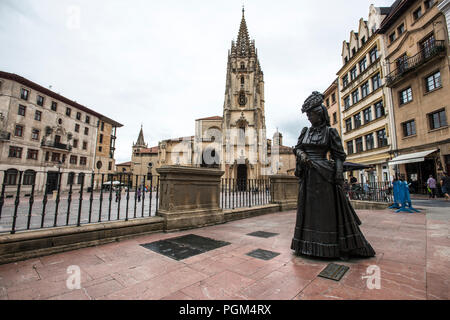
{"left": 427, "top": 175, "right": 437, "bottom": 199}
{"left": 440, "top": 172, "right": 450, "bottom": 201}
{"left": 137, "top": 188, "right": 141, "bottom": 202}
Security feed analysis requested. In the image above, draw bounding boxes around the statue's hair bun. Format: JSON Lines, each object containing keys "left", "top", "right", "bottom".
{"left": 301, "top": 91, "right": 324, "bottom": 113}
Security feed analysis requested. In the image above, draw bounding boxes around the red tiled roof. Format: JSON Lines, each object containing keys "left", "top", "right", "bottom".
{"left": 116, "top": 161, "right": 132, "bottom": 166}
{"left": 0, "top": 71, "right": 123, "bottom": 127}
{"left": 196, "top": 116, "right": 223, "bottom": 121}
{"left": 136, "top": 146, "right": 159, "bottom": 154}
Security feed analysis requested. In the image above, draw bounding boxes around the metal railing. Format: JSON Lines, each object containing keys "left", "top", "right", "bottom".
{"left": 386, "top": 40, "right": 446, "bottom": 86}
{"left": 0, "top": 170, "right": 160, "bottom": 234}
{"left": 220, "top": 178, "right": 272, "bottom": 210}
{"left": 344, "top": 182, "right": 393, "bottom": 203}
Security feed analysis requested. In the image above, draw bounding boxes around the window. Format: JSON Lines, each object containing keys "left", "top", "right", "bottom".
{"left": 350, "top": 67, "right": 357, "bottom": 81}
{"left": 27, "top": 149, "right": 38, "bottom": 160}
{"left": 80, "top": 157, "right": 87, "bottom": 166}
{"left": 389, "top": 32, "right": 397, "bottom": 43}
{"left": 375, "top": 101, "right": 385, "bottom": 118}
{"left": 36, "top": 95, "right": 44, "bottom": 106}
{"left": 101, "top": 122, "right": 105, "bottom": 131}
{"left": 372, "top": 73, "right": 382, "bottom": 91}
{"left": 82, "top": 141, "right": 87, "bottom": 150}
{"left": 354, "top": 113, "right": 362, "bottom": 129}
{"left": 67, "top": 172, "right": 75, "bottom": 185}
{"left": 70, "top": 155, "right": 77, "bottom": 164}
{"left": 425, "top": 0, "right": 435, "bottom": 10}
{"left": 51, "top": 101, "right": 57, "bottom": 111}
{"left": 396, "top": 53, "right": 409, "bottom": 72}
{"left": 66, "top": 107, "right": 71, "bottom": 117}
{"left": 345, "top": 118, "right": 352, "bottom": 132}
{"left": 363, "top": 107, "right": 372, "bottom": 124}
{"left": 76, "top": 112, "right": 81, "bottom": 120}
{"left": 342, "top": 75, "right": 349, "bottom": 87}
{"left": 352, "top": 89, "right": 359, "bottom": 104}
{"left": 359, "top": 57, "right": 367, "bottom": 73}
{"left": 108, "top": 162, "right": 112, "bottom": 171}
{"left": 5, "top": 169, "right": 18, "bottom": 185}
{"left": 23, "top": 170, "right": 36, "bottom": 185}
{"left": 84, "top": 127, "right": 89, "bottom": 135}
{"left": 326, "top": 98, "right": 330, "bottom": 107}
{"left": 397, "top": 23, "right": 405, "bottom": 35}
{"left": 35, "top": 110, "right": 42, "bottom": 121}
{"left": 403, "top": 120, "right": 416, "bottom": 136}
{"left": 347, "top": 141, "right": 354, "bottom": 155}
{"left": 20, "top": 88, "right": 29, "bottom": 100}
{"left": 361, "top": 81, "right": 370, "bottom": 98}
{"left": 14, "top": 125, "right": 24, "bottom": 137}
{"left": 331, "top": 93, "right": 336, "bottom": 103}
{"left": 355, "top": 137, "right": 363, "bottom": 153}
{"left": 399, "top": 87, "right": 413, "bottom": 105}
{"left": 377, "top": 129, "right": 388, "bottom": 147}
{"left": 98, "top": 146, "right": 103, "bottom": 152}
{"left": 352, "top": 48, "right": 356, "bottom": 55}
{"left": 9, "top": 146, "right": 23, "bottom": 158}
{"left": 75, "top": 124, "right": 80, "bottom": 132}
{"left": 73, "top": 139, "right": 78, "bottom": 148}
{"left": 77, "top": 172, "right": 85, "bottom": 184}
{"left": 428, "top": 109, "right": 447, "bottom": 130}
{"left": 31, "top": 129, "right": 40, "bottom": 140}
{"left": 85, "top": 115, "right": 90, "bottom": 124}
{"left": 18, "top": 105, "right": 26, "bottom": 116}
{"left": 51, "top": 152, "right": 61, "bottom": 162}
{"left": 365, "top": 133, "right": 374, "bottom": 150}
{"left": 361, "top": 36, "right": 366, "bottom": 45}
{"left": 332, "top": 112, "right": 337, "bottom": 124}
{"left": 425, "top": 71, "right": 441, "bottom": 92}
{"left": 413, "top": 6, "right": 423, "bottom": 20}
{"left": 99, "top": 134, "right": 103, "bottom": 144}
{"left": 344, "top": 56, "right": 349, "bottom": 64}
{"left": 344, "top": 96, "right": 351, "bottom": 110}
{"left": 369, "top": 46, "right": 379, "bottom": 63}
{"left": 421, "top": 34, "right": 436, "bottom": 59}
{"left": 55, "top": 135, "right": 61, "bottom": 144}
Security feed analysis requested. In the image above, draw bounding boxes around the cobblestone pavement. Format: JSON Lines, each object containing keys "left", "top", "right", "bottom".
{"left": 0, "top": 204, "right": 448, "bottom": 300}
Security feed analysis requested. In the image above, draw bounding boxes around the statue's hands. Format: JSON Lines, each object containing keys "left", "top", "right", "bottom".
{"left": 297, "top": 150, "right": 312, "bottom": 167}
{"left": 335, "top": 171, "right": 344, "bottom": 186}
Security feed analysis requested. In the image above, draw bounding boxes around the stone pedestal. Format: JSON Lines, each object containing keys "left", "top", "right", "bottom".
{"left": 269, "top": 175, "right": 299, "bottom": 211}
{"left": 156, "top": 166, "right": 225, "bottom": 231}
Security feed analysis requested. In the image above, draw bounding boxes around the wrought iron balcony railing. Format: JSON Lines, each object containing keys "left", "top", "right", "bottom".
{"left": 386, "top": 40, "right": 446, "bottom": 87}
{"left": 41, "top": 141, "right": 71, "bottom": 151}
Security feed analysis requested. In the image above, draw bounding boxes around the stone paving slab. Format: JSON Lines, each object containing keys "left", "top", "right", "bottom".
{"left": 0, "top": 208, "right": 448, "bottom": 300}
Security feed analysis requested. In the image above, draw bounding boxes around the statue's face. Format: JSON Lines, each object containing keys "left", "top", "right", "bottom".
{"left": 306, "top": 108, "right": 323, "bottom": 127}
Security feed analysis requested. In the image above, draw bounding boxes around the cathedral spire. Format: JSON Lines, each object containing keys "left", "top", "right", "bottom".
{"left": 134, "top": 125, "right": 146, "bottom": 147}
{"left": 236, "top": 7, "right": 252, "bottom": 57}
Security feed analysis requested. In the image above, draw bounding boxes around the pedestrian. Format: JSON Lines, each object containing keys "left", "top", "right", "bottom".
{"left": 137, "top": 188, "right": 141, "bottom": 202}
{"left": 427, "top": 175, "right": 437, "bottom": 199}
{"left": 440, "top": 172, "right": 450, "bottom": 201}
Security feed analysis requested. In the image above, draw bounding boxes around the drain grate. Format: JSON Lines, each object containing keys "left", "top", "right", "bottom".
{"left": 247, "top": 231, "right": 279, "bottom": 238}
{"left": 246, "top": 249, "right": 280, "bottom": 261}
{"left": 318, "top": 263, "right": 350, "bottom": 281}
{"left": 141, "top": 234, "right": 230, "bottom": 261}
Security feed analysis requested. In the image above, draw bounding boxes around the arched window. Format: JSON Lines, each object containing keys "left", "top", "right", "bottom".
{"left": 77, "top": 173, "right": 85, "bottom": 185}
{"left": 67, "top": 172, "right": 75, "bottom": 185}
{"left": 23, "top": 170, "right": 36, "bottom": 186}
{"left": 5, "top": 169, "right": 18, "bottom": 185}
{"left": 240, "top": 62, "right": 245, "bottom": 69}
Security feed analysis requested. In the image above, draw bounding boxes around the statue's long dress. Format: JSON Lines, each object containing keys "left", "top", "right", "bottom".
{"left": 291, "top": 126, "right": 375, "bottom": 258}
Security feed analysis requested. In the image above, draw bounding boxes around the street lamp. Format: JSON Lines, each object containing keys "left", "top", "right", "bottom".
{"left": 147, "top": 162, "right": 153, "bottom": 192}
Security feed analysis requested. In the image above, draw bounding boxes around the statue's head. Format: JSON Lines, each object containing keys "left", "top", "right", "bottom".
{"left": 301, "top": 91, "right": 330, "bottom": 127}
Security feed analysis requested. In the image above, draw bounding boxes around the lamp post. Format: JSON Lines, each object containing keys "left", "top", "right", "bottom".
{"left": 147, "top": 162, "right": 153, "bottom": 192}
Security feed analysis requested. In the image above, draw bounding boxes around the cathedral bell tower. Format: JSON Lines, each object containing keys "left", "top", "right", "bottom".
{"left": 222, "top": 8, "right": 267, "bottom": 180}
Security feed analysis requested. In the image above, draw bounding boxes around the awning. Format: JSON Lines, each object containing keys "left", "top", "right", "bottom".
{"left": 388, "top": 149, "right": 438, "bottom": 166}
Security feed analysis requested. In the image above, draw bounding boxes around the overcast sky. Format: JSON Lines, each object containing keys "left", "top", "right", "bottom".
{"left": 0, "top": 0, "right": 395, "bottom": 164}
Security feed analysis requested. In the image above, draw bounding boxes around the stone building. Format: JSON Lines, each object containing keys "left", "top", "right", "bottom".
{"left": 337, "top": 5, "right": 397, "bottom": 183}
{"left": 379, "top": 0, "right": 450, "bottom": 193}
{"left": 0, "top": 71, "right": 121, "bottom": 195}
{"left": 93, "top": 116, "right": 123, "bottom": 189}
{"left": 323, "top": 79, "right": 342, "bottom": 136}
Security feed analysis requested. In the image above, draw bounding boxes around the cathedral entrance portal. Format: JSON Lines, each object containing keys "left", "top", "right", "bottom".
{"left": 237, "top": 164, "right": 247, "bottom": 191}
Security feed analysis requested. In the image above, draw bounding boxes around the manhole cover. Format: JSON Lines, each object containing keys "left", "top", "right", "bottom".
{"left": 246, "top": 249, "right": 280, "bottom": 261}
{"left": 141, "top": 234, "right": 230, "bottom": 261}
{"left": 247, "top": 231, "right": 279, "bottom": 238}
{"left": 318, "top": 263, "right": 349, "bottom": 281}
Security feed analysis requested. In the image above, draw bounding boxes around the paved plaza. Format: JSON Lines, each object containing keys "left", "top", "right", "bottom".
{"left": 0, "top": 201, "right": 448, "bottom": 300}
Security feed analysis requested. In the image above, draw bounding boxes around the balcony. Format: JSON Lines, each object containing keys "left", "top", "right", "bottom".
{"left": 41, "top": 141, "right": 71, "bottom": 151}
{"left": 386, "top": 41, "right": 446, "bottom": 87}
{"left": 0, "top": 131, "right": 11, "bottom": 141}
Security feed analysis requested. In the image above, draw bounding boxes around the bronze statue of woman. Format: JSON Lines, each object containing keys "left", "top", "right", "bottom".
{"left": 291, "top": 91, "right": 375, "bottom": 260}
